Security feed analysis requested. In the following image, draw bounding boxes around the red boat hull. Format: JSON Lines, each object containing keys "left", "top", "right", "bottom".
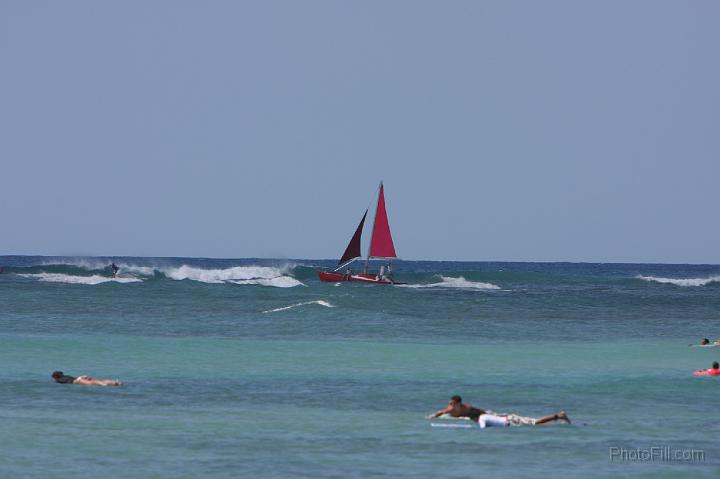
{"left": 317, "top": 271, "right": 400, "bottom": 284}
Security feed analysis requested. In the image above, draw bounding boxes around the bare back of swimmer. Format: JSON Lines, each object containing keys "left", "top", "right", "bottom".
{"left": 52, "top": 371, "right": 122, "bottom": 386}
{"left": 428, "top": 395, "right": 487, "bottom": 421}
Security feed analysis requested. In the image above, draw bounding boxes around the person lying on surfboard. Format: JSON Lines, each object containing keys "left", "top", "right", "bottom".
{"left": 52, "top": 371, "right": 122, "bottom": 386}
{"left": 688, "top": 338, "right": 720, "bottom": 346}
{"left": 693, "top": 361, "right": 720, "bottom": 376}
{"left": 427, "top": 395, "right": 570, "bottom": 426}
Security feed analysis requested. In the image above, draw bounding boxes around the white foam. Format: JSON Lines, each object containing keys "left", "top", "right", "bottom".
{"left": 18, "top": 273, "right": 142, "bottom": 285}
{"left": 228, "top": 277, "right": 305, "bottom": 288}
{"left": 22, "top": 262, "right": 304, "bottom": 287}
{"left": 262, "top": 300, "right": 335, "bottom": 313}
{"left": 162, "top": 265, "right": 288, "bottom": 284}
{"left": 637, "top": 275, "right": 720, "bottom": 287}
{"left": 116, "top": 264, "right": 156, "bottom": 276}
{"left": 400, "top": 275, "right": 501, "bottom": 290}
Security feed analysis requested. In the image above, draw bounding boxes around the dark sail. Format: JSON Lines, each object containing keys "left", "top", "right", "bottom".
{"left": 339, "top": 210, "right": 367, "bottom": 265}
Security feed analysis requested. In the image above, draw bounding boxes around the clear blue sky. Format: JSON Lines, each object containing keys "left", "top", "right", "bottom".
{"left": 1, "top": 1, "right": 718, "bottom": 263}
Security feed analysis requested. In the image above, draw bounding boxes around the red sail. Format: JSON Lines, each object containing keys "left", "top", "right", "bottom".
{"left": 369, "top": 183, "right": 397, "bottom": 258}
{"left": 339, "top": 210, "right": 367, "bottom": 264}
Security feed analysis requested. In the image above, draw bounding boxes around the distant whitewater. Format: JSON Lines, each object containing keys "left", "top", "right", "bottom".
{"left": 18, "top": 273, "right": 142, "bottom": 285}
{"left": 12, "top": 265, "right": 500, "bottom": 290}
{"left": 14, "top": 261, "right": 304, "bottom": 288}
{"left": 7, "top": 261, "right": 513, "bottom": 291}
{"left": 637, "top": 275, "right": 720, "bottom": 287}
{"left": 400, "top": 275, "right": 501, "bottom": 290}
{"left": 162, "top": 265, "right": 304, "bottom": 287}
{"left": 6, "top": 258, "right": 720, "bottom": 294}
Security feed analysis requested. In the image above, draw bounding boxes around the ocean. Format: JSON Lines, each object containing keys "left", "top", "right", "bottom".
{"left": 1, "top": 256, "right": 719, "bottom": 478}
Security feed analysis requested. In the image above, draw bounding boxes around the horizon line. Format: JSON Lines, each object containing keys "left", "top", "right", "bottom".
{"left": 0, "top": 253, "right": 719, "bottom": 267}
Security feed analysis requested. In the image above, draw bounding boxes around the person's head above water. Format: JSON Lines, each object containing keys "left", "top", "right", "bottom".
{"left": 701, "top": 338, "right": 710, "bottom": 345}
{"left": 712, "top": 362, "right": 719, "bottom": 370}
{"left": 51, "top": 371, "right": 71, "bottom": 382}
{"left": 450, "top": 395, "right": 462, "bottom": 405}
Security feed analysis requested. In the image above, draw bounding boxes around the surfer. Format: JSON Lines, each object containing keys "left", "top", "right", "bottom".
{"left": 428, "top": 395, "right": 570, "bottom": 426}
{"left": 52, "top": 371, "right": 122, "bottom": 386}
{"left": 110, "top": 263, "right": 119, "bottom": 277}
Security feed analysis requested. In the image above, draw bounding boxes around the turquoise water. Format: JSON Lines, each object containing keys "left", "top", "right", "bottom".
{"left": 1, "top": 257, "right": 719, "bottom": 477}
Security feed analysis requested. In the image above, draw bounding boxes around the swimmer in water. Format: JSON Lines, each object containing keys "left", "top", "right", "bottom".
{"left": 52, "top": 371, "right": 122, "bottom": 386}
{"left": 697, "top": 361, "right": 720, "bottom": 375}
{"left": 427, "top": 395, "right": 570, "bottom": 426}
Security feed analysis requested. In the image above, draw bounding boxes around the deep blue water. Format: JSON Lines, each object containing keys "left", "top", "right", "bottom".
{"left": 1, "top": 256, "right": 719, "bottom": 478}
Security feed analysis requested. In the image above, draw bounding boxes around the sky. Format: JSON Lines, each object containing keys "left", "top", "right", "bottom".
{"left": 1, "top": 1, "right": 718, "bottom": 263}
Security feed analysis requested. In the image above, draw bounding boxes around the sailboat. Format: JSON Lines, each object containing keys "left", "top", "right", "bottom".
{"left": 317, "top": 182, "right": 402, "bottom": 284}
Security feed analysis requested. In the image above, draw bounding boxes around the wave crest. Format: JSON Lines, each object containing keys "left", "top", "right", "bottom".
{"left": 12, "top": 263, "right": 304, "bottom": 288}
{"left": 162, "top": 265, "right": 285, "bottom": 283}
{"left": 18, "top": 273, "right": 142, "bottom": 285}
{"left": 161, "top": 265, "right": 303, "bottom": 287}
{"left": 637, "top": 275, "right": 720, "bottom": 287}
{"left": 401, "top": 275, "right": 501, "bottom": 290}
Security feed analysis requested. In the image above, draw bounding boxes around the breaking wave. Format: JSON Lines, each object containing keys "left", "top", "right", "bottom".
{"left": 637, "top": 275, "right": 720, "bottom": 287}
{"left": 161, "top": 265, "right": 298, "bottom": 285}
{"left": 262, "top": 300, "right": 335, "bottom": 313}
{"left": 12, "top": 263, "right": 304, "bottom": 288}
{"left": 115, "top": 265, "right": 157, "bottom": 276}
{"left": 17, "top": 273, "right": 142, "bottom": 285}
{"left": 400, "top": 275, "right": 501, "bottom": 290}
